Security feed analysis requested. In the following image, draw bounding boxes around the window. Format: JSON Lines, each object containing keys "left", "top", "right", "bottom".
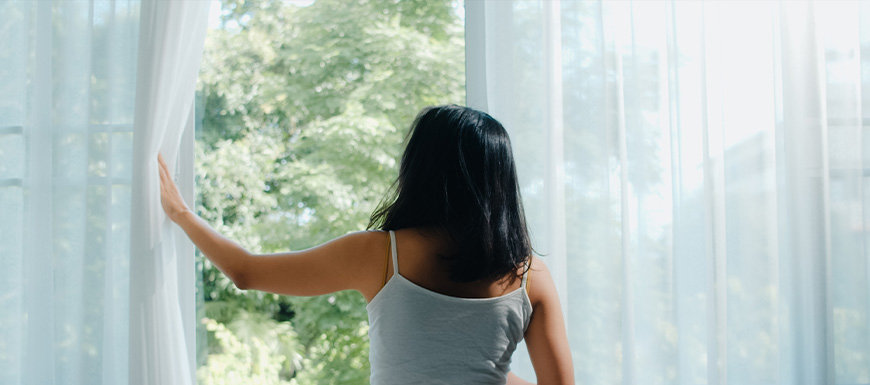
{"left": 193, "top": 1, "right": 465, "bottom": 383}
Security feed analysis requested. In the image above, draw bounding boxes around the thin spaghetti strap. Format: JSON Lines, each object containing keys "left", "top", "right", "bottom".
{"left": 382, "top": 232, "right": 390, "bottom": 287}
{"left": 521, "top": 256, "right": 531, "bottom": 291}
{"left": 389, "top": 230, "right": 399, "bottom": 275}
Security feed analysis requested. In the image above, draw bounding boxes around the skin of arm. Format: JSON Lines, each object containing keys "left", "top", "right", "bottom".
{"left": 157, "top": 154, "right": 384, "bottom": 299}
{"left": 515, "top": 256, "right": 575, "bottom": 385}
{"left": 506, "top": 371, "right": 536, "bottom": 385}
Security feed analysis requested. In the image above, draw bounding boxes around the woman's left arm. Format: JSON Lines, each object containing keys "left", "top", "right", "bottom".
{"left": 157, "top": 154, "right": 382, "bottom": 297}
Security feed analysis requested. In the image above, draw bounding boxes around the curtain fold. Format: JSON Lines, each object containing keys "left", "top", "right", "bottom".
{"left": 129, "top": 1, "right": 209, "bottom": 385}
{"left": 466, "top": 1, "right": 870, "bottom": 384}
{"left": 1, "top": 1, "right": 140, "bottom": 384}
{"left": 0, "top": 1, "right": 208, "bottom": 384}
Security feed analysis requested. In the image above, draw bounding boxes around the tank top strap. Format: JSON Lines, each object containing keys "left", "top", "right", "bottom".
{"left": 389, "top": 230, "right": 399, "bottom": 275}
{"left": 521, "top": 257, "right": 531, "bottom": 288}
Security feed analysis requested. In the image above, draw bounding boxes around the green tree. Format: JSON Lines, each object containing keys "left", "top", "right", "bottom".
{"left": 195, "top": 0, "right": 464, "bottom": 383}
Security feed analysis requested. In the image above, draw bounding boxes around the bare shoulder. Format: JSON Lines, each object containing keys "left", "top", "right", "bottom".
{"left": 339, "top": 230, "right": 390, "bottom": 301}
{"left": 523, "top": 255, "right": 575, "bottom": 384}
{"left": 339, "top": 229, "right": 388, "bottom": 250}
{"left": 334, "top": 229, "right": 389, "bottom": 272}
{"left": 526, "top": 255, "right": 556, "bottom": 309}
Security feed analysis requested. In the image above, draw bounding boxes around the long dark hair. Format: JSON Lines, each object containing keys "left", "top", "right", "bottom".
{"left": 368, "top": 105, "right": 533, "bottom": 283}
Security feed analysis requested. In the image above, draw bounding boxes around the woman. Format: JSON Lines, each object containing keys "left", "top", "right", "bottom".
{"left": 158, "top": 105, "right": 574, "bottom": 384}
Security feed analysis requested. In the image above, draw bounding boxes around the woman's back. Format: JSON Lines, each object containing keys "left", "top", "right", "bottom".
{"left": 366, "top": 229, "right": 532, "bottom": 385}
{"left": 159, "top": 105, "right": 574, "bottom": 384}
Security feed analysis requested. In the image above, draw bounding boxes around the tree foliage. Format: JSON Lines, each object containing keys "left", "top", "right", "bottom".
{"left": 195, "top": 0, "right": 464, "bottom": 383}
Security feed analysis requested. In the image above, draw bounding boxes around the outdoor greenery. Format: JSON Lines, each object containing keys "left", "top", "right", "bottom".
{"left": 194, "top": 0, "right": 464, "bottom": 383}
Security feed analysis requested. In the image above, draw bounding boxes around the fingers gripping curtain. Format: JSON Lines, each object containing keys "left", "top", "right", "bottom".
{"left": 129, "top": 2, "right": 209, "bottom": 385}
{"left": 467, "top": 1, "right": 870, "bottom": 384}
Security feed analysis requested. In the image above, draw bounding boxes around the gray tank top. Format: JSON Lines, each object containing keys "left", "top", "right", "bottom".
{"left": 366, "top": 230, "right": 533, "bottom": 385}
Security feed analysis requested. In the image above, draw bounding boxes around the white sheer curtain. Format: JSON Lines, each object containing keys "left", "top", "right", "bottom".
{"left": 0, "top": 1, "right": 208, "bottom": 384}
{"left": 129, "top": 1, "right": 209, "bottom": 384}
{"left": 467, "top": 1, "right": 870, "bottom": 384}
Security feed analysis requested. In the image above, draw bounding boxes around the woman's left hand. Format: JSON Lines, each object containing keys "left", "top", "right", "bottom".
{"left": 158, "top": 153, "right": 191, "bottom": 222}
